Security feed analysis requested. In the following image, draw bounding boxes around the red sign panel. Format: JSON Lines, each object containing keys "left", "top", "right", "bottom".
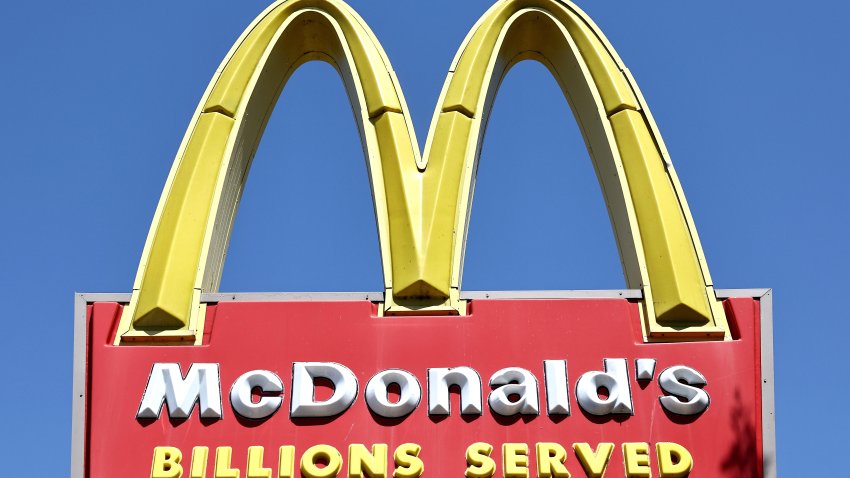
{"left": 75, "top": 293, "right": 772, "bottom": 477}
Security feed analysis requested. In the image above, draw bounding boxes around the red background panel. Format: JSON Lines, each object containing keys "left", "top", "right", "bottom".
{"left": 85, "top": 298, "right": 763, "bottom": 477}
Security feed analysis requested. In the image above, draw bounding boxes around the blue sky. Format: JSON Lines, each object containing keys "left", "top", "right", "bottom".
{"left": 1, "top": 0, "right": 847, "bottom": 475}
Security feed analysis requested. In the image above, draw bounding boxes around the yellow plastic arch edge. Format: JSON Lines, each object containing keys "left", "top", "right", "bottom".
{"left": 116, "top": 0, "right": 729, "bottom": 345}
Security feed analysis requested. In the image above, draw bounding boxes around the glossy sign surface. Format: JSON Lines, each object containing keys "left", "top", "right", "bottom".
{"left": 85, "top": 298, "right": 764, "bottom": 477}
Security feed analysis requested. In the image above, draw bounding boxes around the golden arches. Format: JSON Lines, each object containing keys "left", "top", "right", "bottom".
{"left": 116, "top": 0, "right": 729, "bottom": 344}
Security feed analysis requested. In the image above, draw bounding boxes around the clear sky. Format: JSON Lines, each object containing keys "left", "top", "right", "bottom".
{"left": 0, "top": 0, "right": 847, "bottom": 475}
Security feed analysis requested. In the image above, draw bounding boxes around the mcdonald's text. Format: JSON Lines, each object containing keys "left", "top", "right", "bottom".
{"left": 137, "top": 360, "right": 710, "bottom": 422}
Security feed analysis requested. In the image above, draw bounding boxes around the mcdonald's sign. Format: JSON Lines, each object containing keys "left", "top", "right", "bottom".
{"left": 72, "top": 0, "right": 775, "bottom": 477}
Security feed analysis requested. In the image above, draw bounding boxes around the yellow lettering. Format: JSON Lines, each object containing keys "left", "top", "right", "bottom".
{"left": 348, "top": 444, "right": 388, "bottom": 478}
{"left": 393, "top": 443, "right": 424, "bottom": 478}
{"left": 152, "top": 446, "right": 183, "bottom": 478}
{"left": 278, "top": 446, "right": 295, "bottom": 478}
{"left": 573, "top": 443, "right": 613, "bottom": 478}
{"left": 247, "top": 446, "right": 272, "bottom": 478}
{"left": 623, "top": 443, "right": 651, "bottom": 478}
{"left": 465, "top": 442, "right": 496, "bottom": 478}
{"left": 656, "top": 443, "right": 692, "bottom": 478}
{"left": 215, "top": 447, "right": 240, "bottom": 478}
{"left": 301, "top": 445, "right": 342, "bottom": 478}
{"left": 191, "top": 447, "right": 209, "bottom": 478}
{"left": 503, "top": 443, "right": 529, "bottom": 478}
{"left": 535, "top": 443, "right": 570, "bottom": 478}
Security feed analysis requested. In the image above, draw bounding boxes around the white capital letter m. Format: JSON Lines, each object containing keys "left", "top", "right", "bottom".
{"left": 137, "top": 363, "right": 222, "bottom": 419}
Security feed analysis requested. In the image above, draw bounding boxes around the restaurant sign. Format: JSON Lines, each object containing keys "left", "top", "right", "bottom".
{"left": 72, "top": 0, "right": 775, "bottom": 477}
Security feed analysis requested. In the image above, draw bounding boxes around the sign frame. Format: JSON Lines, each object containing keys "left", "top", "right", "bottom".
{"left": 71, "top": 288, "right": 775, "bottom": 477}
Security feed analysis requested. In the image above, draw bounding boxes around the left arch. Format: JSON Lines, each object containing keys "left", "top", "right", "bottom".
{"left": 115, "top": 0, "right": 428, "bottom": 343}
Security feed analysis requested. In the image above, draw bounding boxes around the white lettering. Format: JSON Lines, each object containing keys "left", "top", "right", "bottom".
{"left": 230, "top": 369, "right": 283, "bottom": 420}
{"left": 575, "top": 359, "right": 633, "bottom": 416}
{"left": 290, "top": 362, "right": 357, "bottom": 418}
{"left": 365, "top": 369, "right": 421, "bottom": 418}
{"left": 137, "top": 363, "right": 222, "bottom": 419}
{"left": 488, "top": 367, "right": 539, "bottom": 416}
{"left": 427, "top": 367, "right": 482, "bottom": 415}
{"left": 658, "top": 365, "right": 709, "bottom": 415}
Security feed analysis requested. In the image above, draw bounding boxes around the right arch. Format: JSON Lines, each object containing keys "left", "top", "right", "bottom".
{"left": 423, "top": 0, "right": 729, "bottom": 339}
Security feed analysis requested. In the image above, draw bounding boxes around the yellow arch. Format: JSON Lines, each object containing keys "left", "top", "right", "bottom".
{"left": 115, "top": 0, "right": 431, "bottom": 343}
{"left": 117, "top": 0, "right": 729, "bottom": 344}
{"left": 418, "top": 0, "right": 728, "bottom": 338}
